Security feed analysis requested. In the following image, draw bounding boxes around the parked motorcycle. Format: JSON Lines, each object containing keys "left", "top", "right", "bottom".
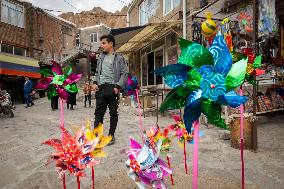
{"left": 0, "top": 90, "right": 14, "bottom": 118}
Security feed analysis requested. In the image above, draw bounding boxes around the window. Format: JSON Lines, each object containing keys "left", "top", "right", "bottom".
{"left": 0, "top": 43, "right": 26, "bottom": 56}
{"left": 1, "top": 0, "right": 24, "bottom": 28}
{"left": 90, "top": 33, "right": 98, "bottom": 43}
{"left": 141, "top": 55, "right": 148, "bottom": 86}
{"left": 139, "top": 0, "right": 159, "bottom": 26}
{"left": 1, "top": 44, "right": 13, "bottom": 54}
{"left": 76, "top": 33, "right": 80, "bottom": 47}
{"left": 163, "top": 0, "right": 181, "bottom": 15}
{"left": 139, "top": 0, "right": 149, "bottom": 26}
{"left": 14, "top": 46, "right": 25, "bottom": 56}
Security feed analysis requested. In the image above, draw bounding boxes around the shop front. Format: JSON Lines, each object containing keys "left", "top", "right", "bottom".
{"left": 188, "top": 0, "right": 284, "bottom": 150}
{"left": 0, "top": 53, "right": 40, "bottom": 102}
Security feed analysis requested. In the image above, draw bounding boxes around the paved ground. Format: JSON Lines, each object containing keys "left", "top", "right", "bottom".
{"left": 0, "top": 95, "right": 283, "bottom": 189}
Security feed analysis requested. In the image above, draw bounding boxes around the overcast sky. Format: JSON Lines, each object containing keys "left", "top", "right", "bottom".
{"left": 28, "top": 0, "right": 132, "bottom": 15}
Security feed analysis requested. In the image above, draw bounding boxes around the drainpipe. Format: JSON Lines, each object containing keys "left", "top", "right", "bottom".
{"left": 183, "top": 0, "right": 187, "bottom": 39}
{"left": 127, "top": 11, "right": 130, "bottom": 27}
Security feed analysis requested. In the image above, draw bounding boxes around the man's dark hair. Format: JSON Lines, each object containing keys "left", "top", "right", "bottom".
{"left": 100, "top": 34, "right": 115, "bottom": 47}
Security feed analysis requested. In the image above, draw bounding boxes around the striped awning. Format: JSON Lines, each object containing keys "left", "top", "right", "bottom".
{"left": 0, "top": 53, "right": 41, "bottom": 78}
{"left": 116, "top": 21, "right": 182, "bottom": 54}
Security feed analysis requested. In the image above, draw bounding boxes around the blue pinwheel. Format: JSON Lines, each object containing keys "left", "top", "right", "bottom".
{"left": 154, "top": 33, "right": 248, "bottom": 133}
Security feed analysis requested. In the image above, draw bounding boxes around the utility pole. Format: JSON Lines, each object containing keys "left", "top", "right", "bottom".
{"left": 183, "top": 0, "right": 187, "bottom": 39}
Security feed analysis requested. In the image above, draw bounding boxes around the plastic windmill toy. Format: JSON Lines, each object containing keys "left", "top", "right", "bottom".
{"left": 125, "top": 138, "right": 172, "bottom": 189}
{"left": 44, "top": 121, "right": 111, "bottom": 189}
{"left": 167, "top": 115, "right": 193, "bottom": 146}
{"left": 154, "top": 32, "right": 249, "bottom": 133}
{"left": 43, "top": 126, "right": 99, "bottom": 178}
{"left": 145, "top": 126, "right": 171, "bottom": 153}
{"left": 36, "top": 61, "right": 81, "bottom": 100}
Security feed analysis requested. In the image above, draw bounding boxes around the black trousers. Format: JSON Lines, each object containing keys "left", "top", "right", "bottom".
{"left": 84, "top": 95, "right": 91, "bottom": 107}
{"left": 94, "top": 84, "right": 119, "bottom": 136}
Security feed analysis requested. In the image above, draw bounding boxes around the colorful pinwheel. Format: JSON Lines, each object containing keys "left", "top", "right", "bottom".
{"left": 145, "top": 126, "right": 171, "bottom": 153}
{"left": 126, "top": 75, "right": 139, "bottom": 96}
{"left": 154, "top": 33, "right": 249, "bottom": 133}
{"left": 125, "top": 138, "right": 172, "bottom": 189}
{"left": 242, "top": 50, "right": 265, "bottom": 85}
{"left": 167, "top": 115, "right": 193, "bottom": 147}
{"left": 36, "top": 61, "right": 81, "bottom": 100}
{"left": 43, "top": 126, "right": 99, "bottom": 178}
{"left": 82, "top": 121, "right": 112, "bottom": 157}
{"left": 232, "top": 49, "right": 264, "bottom": 85}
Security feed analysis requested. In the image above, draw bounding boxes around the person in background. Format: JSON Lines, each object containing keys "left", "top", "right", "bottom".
{"left": 83, "top": 80, "right": 92, "bottom": 108}
{"left": 23, "top": 77, "right": 34, "bottom": 108}
{"left": 92, "top": 34, "right": 128, "bottom": 146}
{"left": 51, "top": 95, "right": 59, "bottom": 110}
{"left": 66, "top": 83, "right": 77, "bottom": 110}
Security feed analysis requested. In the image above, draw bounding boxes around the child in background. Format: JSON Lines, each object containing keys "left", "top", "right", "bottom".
{"left": 83, "top": 80, "right": 92, "bottom": 108}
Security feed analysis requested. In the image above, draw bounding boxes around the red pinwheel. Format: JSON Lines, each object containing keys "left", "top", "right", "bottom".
{"left": 43, "top": 127, "right": 99, "bottom": 178}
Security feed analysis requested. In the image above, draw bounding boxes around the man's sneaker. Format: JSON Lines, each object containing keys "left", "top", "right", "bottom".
{"left": 107, "top": 136, "right": 115, "bottom": 146}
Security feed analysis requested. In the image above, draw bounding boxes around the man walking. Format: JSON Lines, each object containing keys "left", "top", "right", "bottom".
{"left": 93, "top": 34, "right": 128, "bottom": 145}
{"left": 23, "top": 77, "right": 33, "bottom": 108}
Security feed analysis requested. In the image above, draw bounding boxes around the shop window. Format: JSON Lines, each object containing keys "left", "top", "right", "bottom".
{"left": 166, "top": 33, "right": 177, "bottom": 48}
{"left": 141, "top": 55, "right": 148, "bottom": 86}
{"left": 1, "top": 0, "right": 24, "bottom": 28}
{"left": 167, "top": 46, "right": 177, "bottom": 65}
{"left": 155, "top": 49, "right": 163, "bottom": 84}
{"left": 147, "top": 52, "right": 155, "bottom": 85}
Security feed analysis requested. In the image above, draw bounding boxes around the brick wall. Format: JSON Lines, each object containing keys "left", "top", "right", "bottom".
{"left": 0, "top": 0, "right": 76, "bottom": 62}
{"left": 0, "top": 0, "right": 29, "bottom": 48}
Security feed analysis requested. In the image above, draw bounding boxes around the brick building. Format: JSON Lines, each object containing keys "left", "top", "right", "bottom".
{"left": 0, "top": 0, "right": 76, "bottom": 100}
{"left": 0, "top": 0, "right": 76, "bottom": 63}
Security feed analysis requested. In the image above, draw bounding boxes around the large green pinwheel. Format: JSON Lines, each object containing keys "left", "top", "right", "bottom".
{"left": 154, "top": 33, "right": 248, "bottom": 133}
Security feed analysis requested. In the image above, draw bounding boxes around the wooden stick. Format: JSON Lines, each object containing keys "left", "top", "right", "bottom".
{"left": 192, "top": 120, "right": 199, "bottom": 189}
{"left": 183, "top": 140, "right": 188, "bottom": 174}
{"left": 167, "top": 155, "right": 174, "bottom": 185}
{"left": 62, "top": 173, "right": 66, "bottom": 189}
{"left": 92, "top": 166, "right": 95, "bottom": 189}
{"left": 77, "top": 176, "right": 80, "bottom": 189}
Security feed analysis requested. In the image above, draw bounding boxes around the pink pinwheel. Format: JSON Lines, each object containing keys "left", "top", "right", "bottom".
{"left": 36, "top": 61, "right": 81, "bottom": 100}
